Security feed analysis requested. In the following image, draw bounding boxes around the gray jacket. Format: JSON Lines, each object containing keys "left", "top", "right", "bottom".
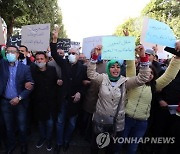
{"left": 87, "top": 62, "right": 150, "bottom": 132}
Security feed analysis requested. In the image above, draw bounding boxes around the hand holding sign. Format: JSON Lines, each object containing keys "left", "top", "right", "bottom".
{"left": 135, "top": 45, "right": 146, "bottom": 57}
{"left": 123, "top": 29, "right": 129, "bottom": 36}
{"left": 91, "top": 45, "right": 102, "bottom": 60}
{"left": 94, "top": 45, "right": 102, "bottom": 55}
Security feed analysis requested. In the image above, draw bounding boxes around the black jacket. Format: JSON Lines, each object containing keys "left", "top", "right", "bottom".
{"left": 31, "top": 65, "right": 58, "bottom": 121}
{"left": 159, "top": 71, "right": 180, "bottom": 105}
{"left": 50, "top": 43, "right": 88, "bottom": 115}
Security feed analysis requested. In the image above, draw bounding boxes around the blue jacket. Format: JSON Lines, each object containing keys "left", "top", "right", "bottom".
{"left": 0, "top": 59, "right": 33, "bottom": 99}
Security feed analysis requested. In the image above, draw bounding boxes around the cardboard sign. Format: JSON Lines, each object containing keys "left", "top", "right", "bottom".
{"left": 0, "top": 17, "right": 7, "bottom": 45}
{"left": 7, "top": 35, "right": 21, "bottom": 47}
{"left": 101, "top": 36, "right": 135, "bottom": 60}
{"left": 71, "top": 41, "right": 80, "bottom": 49}
{"left": 82, "top": 36, "right": 103, "bottom": 59}
{"left": 21, "top": 23, "right": 50, "bottom": 51}
{"left": 57, "top": 38, "right": 71, "bottom": 52}
{"left": 141, "top": 17, "right": 176, "bottom": 48}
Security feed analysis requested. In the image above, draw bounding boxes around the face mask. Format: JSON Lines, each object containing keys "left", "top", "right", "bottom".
{"left": 19, "top": 52, "right": 25, "bottom": 60}
{"left": 35, "top": 62, "right": 46, "bottom": 68}
{"left": 6, "top": 53, "right": 17, "bottom": 62}
{"left": 68, "top": 54, "right": 76, "bottom": 63}
{"left": 78, "top": 60, "right": 84, "bottom": 64}
{"left": 47, "top": 52, "right": 51, "bottom": 57}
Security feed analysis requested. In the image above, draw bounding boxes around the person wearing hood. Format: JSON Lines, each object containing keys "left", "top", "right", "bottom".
{"left": 87, "top": 45, "right": 151, "bottom": 154}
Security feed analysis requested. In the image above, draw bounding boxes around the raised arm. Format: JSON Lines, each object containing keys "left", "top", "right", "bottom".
{"left": 126, "top": 45, "right": 150, "bottom": 89}
{"left": 156, "top": 56, "right": 180, "bottom": 91}
{"left": 50, "top": 30, "right": 65, "bottom": 67}
{"left": 87, "top": 46, "right": 103, "bottom": 85}
{"left": 156, "top": 41, "right": 180, "bottom": 91}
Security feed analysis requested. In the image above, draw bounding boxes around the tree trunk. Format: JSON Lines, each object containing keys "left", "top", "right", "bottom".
{"left": 7, "top": 17, "right": 14, "bottom": 39}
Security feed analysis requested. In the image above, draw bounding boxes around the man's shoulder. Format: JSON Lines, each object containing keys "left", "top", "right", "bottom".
{"left": 18, "top": 62, "right": 31, "bottom": 71}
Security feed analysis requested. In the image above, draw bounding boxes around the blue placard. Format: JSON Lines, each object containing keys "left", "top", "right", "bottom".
{"left": 145, "top": 19, "right": 176, "bottom": 48}
{"left": 101, "top": 36, "right": 135, "bottom": 60}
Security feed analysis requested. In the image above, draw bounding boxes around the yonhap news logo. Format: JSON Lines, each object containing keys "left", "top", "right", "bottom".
{"left": 96, "top": 132, "right": 175, "bottom": 149}
{"left": 96, "top": 132, "right": 111, "bottom": 148}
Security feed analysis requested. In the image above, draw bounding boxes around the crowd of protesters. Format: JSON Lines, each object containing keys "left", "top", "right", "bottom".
{"left": 0, "top": 29, "right": 180, "bottom": 154}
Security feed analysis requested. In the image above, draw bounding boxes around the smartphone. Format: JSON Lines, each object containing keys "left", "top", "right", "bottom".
{"left": 164, "top": 47, "right": 180, "bottom": 57}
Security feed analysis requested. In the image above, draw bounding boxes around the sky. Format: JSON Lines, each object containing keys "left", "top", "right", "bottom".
{"left": 58, "top": 0, "right": 151, "bottom": 43}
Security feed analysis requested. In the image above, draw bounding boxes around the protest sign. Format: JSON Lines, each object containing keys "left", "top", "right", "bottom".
{"left": 0, "top": 17, "right": 7, "bottom": 45}
{"left": 71, "top": 41, "right": 80, "bottom": 49}
{"left": 7, "top": 35, "right": 21, "bottom": 47}
{"left": 57, "top": 38, "right": 71, "bottom": 52}
{"left": 101, "top": 36, "right": 135, "bottom": 60}
{"left": 21, "top": 23, "right": 50, "bottom": 51}
{"left": 82, "top": 36, "right": 103, "bottom": 59}
{"left": 141, "top": 17, "right": 176, "bottom": 48}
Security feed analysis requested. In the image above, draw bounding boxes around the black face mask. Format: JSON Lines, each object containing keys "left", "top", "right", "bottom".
{"left": 19, "top": 52, "right": 25, "bottom": 60}
{"left": 78, "top": 60, "right": 84, "bottom": 64}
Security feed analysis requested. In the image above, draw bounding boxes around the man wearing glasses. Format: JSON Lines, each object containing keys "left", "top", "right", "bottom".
{"left": 50, "top": 31, "right": 88, "bottom": 154}
{"left": 0, "top": 45, "right": 33, "bottom": 154}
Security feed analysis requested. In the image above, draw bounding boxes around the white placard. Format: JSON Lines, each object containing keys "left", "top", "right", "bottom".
{"left": 0, "top": 17, "right": 7, "bottom": 45}
{"left": 21, "top": 23, "right": 50, "bottom": 51}
{"left": 82, "top": 36, "right": 105, "bottom": 59}
{"left": 141, "top": 17, "right": 176, "bottom": 48}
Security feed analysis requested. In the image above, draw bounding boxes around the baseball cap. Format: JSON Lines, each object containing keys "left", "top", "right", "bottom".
{"left": 145, "top": 49, "right": 155, "bottom": 56}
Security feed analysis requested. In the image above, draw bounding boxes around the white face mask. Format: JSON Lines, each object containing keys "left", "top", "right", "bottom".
{"left": 68, "top": 54, "right": 76, "bottom": 63}
{"left": 35, "top": 62, "right": 46, "bottom": 68}
{"left": 47, "top": 52, "right": 51, "bottom": 57}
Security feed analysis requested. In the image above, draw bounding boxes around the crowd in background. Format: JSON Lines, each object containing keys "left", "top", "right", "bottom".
{"left": 0, "top": 30, "right": 180, "bottom": 154}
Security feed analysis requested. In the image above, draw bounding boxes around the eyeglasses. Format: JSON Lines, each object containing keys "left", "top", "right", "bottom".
{"left": 6, "top": 50, "right": 18, "bottom": 54}
{"left": 68, "top": 52, "right": 76, "bottom": 55}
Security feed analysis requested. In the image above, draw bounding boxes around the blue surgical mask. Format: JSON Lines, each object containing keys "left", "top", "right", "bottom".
{"left": 6, "top": 53, "right": 17, "bottom": 62}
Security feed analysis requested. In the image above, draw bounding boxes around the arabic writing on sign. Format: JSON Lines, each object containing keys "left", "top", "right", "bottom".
{"left": 21, "top": 23, "right": 50, "bottom": 51}
{"left": 82, "top": 36, "right": 104, "bottom": 59}
{"left": 57, "top": 39, "right": 71, "bottom": 49}
{"left": 145, "top": 19, "right": 176, "bottom": 48}
{"left": 24, "top": 40, "right": 44, "bottom": 45}
{"left": 7, "top": 35, "right": 21, "bottom": 47}
{"left": 102, "top": 36, "right": 135, "bottom": 60}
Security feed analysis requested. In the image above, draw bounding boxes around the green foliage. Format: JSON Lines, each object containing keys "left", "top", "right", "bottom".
{"left": 141, "top": 0, "right": 180, "bottom": 38}
{"left": 0, "top": 0, "right": 67, "bottom": 38}
{"left": 114, "top": 17, "right": 143, "bottom": 45}
{"left": 114, "top": 0, "right": 180, "bottom": 42}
